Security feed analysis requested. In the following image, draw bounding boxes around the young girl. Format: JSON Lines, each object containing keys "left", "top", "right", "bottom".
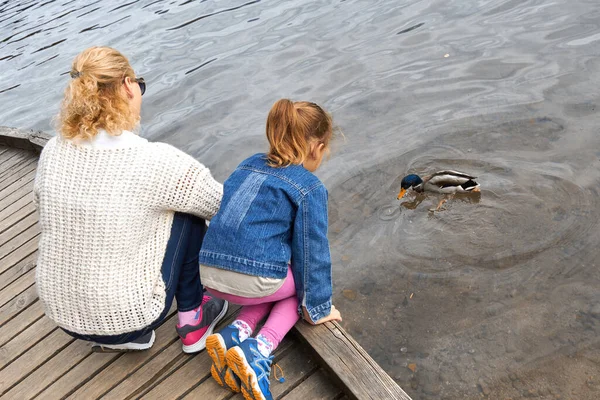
{"left": 199, "top": 99, "right": 342, "bottom": 400}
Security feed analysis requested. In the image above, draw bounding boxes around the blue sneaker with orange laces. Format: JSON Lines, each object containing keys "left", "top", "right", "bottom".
{"left": 206, "top": 325, "right": 242, "bottom": 392}
{"left": 226, "top": 338, "right": 274, "bottom": 400}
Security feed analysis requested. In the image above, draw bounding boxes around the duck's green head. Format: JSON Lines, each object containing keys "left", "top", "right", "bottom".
{"left": 397, "top": 174, "right": 423, "bottom": 199}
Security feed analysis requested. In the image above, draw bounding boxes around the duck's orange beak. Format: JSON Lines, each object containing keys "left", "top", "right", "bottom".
{"left": 397, "top": 188, "right": 407, "bottom": 200}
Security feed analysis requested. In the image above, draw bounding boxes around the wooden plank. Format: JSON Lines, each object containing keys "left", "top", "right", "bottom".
{"left": 0, "top": 152, "right": 30, "bottom": 178}
{"left": 0, "top": 156, "right": 35, "bottom": 186}
{"left": 0, "top": 158, "right": 36, "bottom": 194}
{"left": 0, "top": 284, "right": 37, "bottom": 327}
{"left": 34, "top": 347, "right": 118, "bottom": 400}
{"left": 0, "top": 148, "right": 20, "bottom": 165}
{"left": 135, "top": 307, "right": 246, "bottom": 399}
{"left": 2, "top": 332, "right": 88, "bottom": 399}
{"left": 0, "top": 146, "right": 19, "bottom": 159}
{"left": 0, "top": 223, "right": 40, "bottom": 261}
{"left": 181, "top": 377, "right": 233, "bottom": 400}
{"left": 0, "top": 210, "right": 37, "bottom": 247}
{"left": 0, "top": 330, "right": 71, "bottom": 396}
{"left": 269, "top": 344, "right": 321, "bottom": 398}
{"left": 0, "top": 269, "right": 35, "bottom": 308}
{"left": 43, "top": 306, "right": 175, "bottom": 400}
{"left": 294, "top": 322, "right": 412, "bottom": 400}
{"left": 100, "top": 306, "right": 240, "bottom": 400}
{"left": 0, "top": 150, "right": 32, "bottom": 171}
{"left": 68, "top": 305, "right": 181, "bottom": 399}
{"left": 0, "top": 182, "right": 33, "bottom": 213}
{"left": 0, "top": 201, "right": 36, "bottom": 236}
{"left": 226, "top": 342, "right": 319, "bottom": 400}
{"left": 0, "top": 168, "right": 36, "bottom": 202}
{"left": 0, "top": 301, "right": 44, "bottom": 347}
{"left": 0, "top": 250, "right": 37, "bottom": 291}
{"left": 0, "top": 235, "right": 39, "bottom": 275}
{"left": 281, "top": 369, "right": 342, "bottom": 400}
{"left": 0, "top": 314, "right": 57, "bottom": 370}
{"left": 135, "top": 349, "right": 206, "bottom": 400}
{"left": 99, "top": 340, "right": 188, "bottom": 400}
{"left": 0, "top": 127, "right": 51, "bottom": 152}
{"left": 23, "top": 313, "right": 198, "bottom": 400}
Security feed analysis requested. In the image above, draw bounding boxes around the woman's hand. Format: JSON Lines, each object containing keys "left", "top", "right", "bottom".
{"left": 304, "top": 305, "right": 342, "bottom": 325}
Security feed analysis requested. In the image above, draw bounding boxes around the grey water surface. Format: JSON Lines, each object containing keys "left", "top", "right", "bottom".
{"left": 2, "top": 0, "right": 600, "bottom": 398}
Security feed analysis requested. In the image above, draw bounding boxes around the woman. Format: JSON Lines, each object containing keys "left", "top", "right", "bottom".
{"left": 33, "top": 46, "right": 227, "bottom": 352}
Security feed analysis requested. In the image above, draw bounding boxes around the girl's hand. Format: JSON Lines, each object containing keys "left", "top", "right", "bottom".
{"left": 304, "top": 305, "right": 342, "bottom": 325}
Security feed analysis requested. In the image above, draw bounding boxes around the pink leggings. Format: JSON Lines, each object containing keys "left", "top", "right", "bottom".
{"left": 206, "top": 266, "right": 299, "bottom": 350}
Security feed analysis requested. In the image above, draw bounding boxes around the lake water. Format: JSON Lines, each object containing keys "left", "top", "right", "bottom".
{"left": 2, "top": 0, "right": 600, "bottom": 398}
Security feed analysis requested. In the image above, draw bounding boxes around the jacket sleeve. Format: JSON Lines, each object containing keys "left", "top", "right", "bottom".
{"left": 292, "top": 184, "right": 333, "bottom": 323}
{"left": 155, "top": 143, "right": 223, "bottom": 220}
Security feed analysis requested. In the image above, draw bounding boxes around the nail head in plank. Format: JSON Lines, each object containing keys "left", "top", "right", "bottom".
{"left": 0, "top": 268, "right": 35, "bottom": 308}
{"left": 0, "top": 250, "right": 37, "bottom": 291}
{"left": 0, "top": 235, "right": 39, "bottom": 275}
{"left": 0, "top": 284, "right": 38, "bottom": 327}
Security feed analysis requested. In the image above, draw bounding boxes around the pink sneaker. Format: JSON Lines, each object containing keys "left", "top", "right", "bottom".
{"left": 176, "top": 296, "right": 228, "bottom": 353}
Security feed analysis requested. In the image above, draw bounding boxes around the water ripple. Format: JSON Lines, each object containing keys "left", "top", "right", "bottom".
{"left": 167, "top": 0, "right": 261, "bottom": 30}
{"left": 0, "top": 84, "right": 20, "bottom": 94}
{"left": 396, "top": 22, "right": 424, "bottom": 35}
{"left": 32, "top": 38, "right": 65, "bottom": 53}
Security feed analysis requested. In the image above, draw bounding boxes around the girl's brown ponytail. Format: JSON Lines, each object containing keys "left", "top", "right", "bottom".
{"left": 266, "top": 99, "right": 332, "bottom": 167}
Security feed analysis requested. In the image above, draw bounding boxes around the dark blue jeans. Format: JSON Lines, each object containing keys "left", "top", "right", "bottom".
{"left": 63, "top": 213, "right": 206, "bottom": 344}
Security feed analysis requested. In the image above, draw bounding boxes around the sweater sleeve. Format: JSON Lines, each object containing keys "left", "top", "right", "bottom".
{"left": 155, "top": 143, "right": 223, "bottom": 220}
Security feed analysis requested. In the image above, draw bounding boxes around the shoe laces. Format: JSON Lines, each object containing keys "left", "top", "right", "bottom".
{"left": 253, "top": 352, "right": 285, "bottom": 384}
{"left": 273, "top": 363, "right": 285, "bottom": 383}
{"left": 202, "top": 294, "right": 212, "bottom": 304}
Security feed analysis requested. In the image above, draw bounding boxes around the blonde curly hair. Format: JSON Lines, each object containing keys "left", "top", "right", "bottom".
{"left": 58, "top": 46, "right": 139, "bottom": 140}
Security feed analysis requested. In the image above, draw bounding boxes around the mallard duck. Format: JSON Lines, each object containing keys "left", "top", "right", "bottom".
{"left": 397, "top": 170, "right": 480, "bottom": 210}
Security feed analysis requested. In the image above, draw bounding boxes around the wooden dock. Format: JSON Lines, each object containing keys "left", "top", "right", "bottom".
{"left": 0, "top": 127, "right": 411, "bottom": 400}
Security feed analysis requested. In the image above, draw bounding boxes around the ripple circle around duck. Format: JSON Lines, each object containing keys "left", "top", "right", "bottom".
{"left": 329, "top": 145, "right": 599, "bottom": 277}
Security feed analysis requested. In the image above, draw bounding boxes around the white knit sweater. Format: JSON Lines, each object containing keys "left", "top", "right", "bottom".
{"left": 34, "top": 133, "right": 223, "bottom": 335}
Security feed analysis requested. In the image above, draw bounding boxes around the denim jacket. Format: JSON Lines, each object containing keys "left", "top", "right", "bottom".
{"left": 199, "top": 153, "right": 332, "bottom": 323}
